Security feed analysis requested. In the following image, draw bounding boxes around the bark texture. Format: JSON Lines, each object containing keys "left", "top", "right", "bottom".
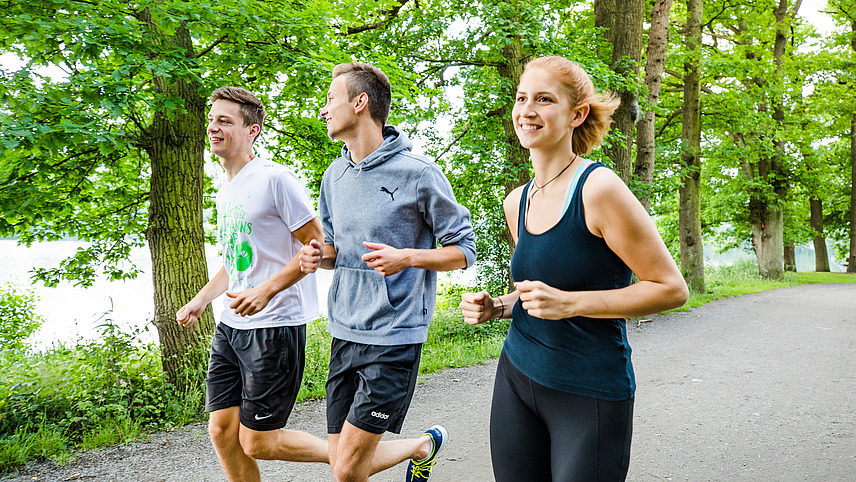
{"left": 849, "top": 16, "right": 856, "bottom": 273}
{"left": 634, "top": 0, "right": 673, "bottom": 211}
{"left": 679, "top": 0, "right": 705, "bottom": 293}
{"left": 595, "top": 0, "right": 645, "bottom": 183}
{"left": 849, "top": 110, "right": 856, "bottom": 273}
{"left": 784, "top": 243, "right": 796, "bottom": 272}
{"left": 141, "top": 9, "right": 215, "bottom": 387}
{"left": 746, "top": 0, "right": 801, "bottom": 279}
{"left": 810, "top": 197, "right": 830, "bottom": 272}
{"left": 497, "top": 33, "right": 531, "bottom": 287}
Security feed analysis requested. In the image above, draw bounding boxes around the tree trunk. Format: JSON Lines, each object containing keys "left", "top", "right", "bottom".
{"left": 784, "top": 242, "right": 796, "bottom": 272}
{"left": 141, "top": 11, "right": 215, "bottom": 389}
{"left": 634, "top": 0, "right": 673, "bottom": 211}
{"left": 751, "top": 209, "right": 785, "bottom": 278}
{"left": 595, "top": 0, "right": 644, "bottom": 183}
{"left": 810, "top": 197, "right": 830, "bottom": 272}
{"left": 748, "top": 0, "right": 798, "bottom": 280}
{"left": 679, "top": 0, "right": 705, "bottom": 293}
{"left": 497, "top": 33, "right": 531, "bottom": 288}
{"left": 849, "top": 109, "right": 856, "bottom": 273}
{"left": 849, "top": 18, "right": 856, "bottom": 274}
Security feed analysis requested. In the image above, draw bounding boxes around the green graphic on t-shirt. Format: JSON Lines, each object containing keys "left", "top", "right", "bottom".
{"left": 219, "top": 200, "right": 255, "bottom": 277}
{"left": 235, "top": 241, "right": 253, "bottom": 271}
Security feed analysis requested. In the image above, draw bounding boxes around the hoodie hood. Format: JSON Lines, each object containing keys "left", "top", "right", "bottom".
{"left": 340, "top": 125, "right": 412, "bottom": 172}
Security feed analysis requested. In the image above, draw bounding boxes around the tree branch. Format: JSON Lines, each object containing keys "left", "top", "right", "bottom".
{"left": 435, "top": 120, "right": 473, "bottom": 161}
{"left": 412, "top": 55, "right": 499, "bottom": 67}
{"left": 341, "top": 0, "right": 409, "bottom": 35}
{"left": 194, "top": 34, "right": 229, "bottom": 59}
{"left": 656, "top": 109, "right": 681, "bottom": 138}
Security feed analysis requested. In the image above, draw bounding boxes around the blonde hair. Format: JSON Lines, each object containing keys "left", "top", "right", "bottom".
{"left": 522, "top": 56, "right": 619, "bottom": 155}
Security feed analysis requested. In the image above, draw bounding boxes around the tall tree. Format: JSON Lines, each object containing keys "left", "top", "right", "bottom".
{"left": 832, "top": 0, "right": 856, "bottom": 272}
{"left": 699, "top": 0, "right": 807, "bottom": 280}
{"left": 0, "top": 0, "right": 348, "bottom": 386}
{"left": 849, "top": 100, "right": 856, "bottom": 271}
{"left": 679, "top": 0, "right": 705, "bottom": 292}
{"left": 815, "top": 0, "right": 856, "bottom": 272}
{"left": 767, "top": 0, "right": 804, "bottom": 278}
{"left": 595, "top": 0, "right": 645, "bottom": 183}
{"left": 634, "top": 0, "right": 674, "bottom": 211}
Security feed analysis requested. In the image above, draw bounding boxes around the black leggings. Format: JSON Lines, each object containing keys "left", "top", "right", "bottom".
{"left": 490, "top": 353, "right": 633, "bottom": 482}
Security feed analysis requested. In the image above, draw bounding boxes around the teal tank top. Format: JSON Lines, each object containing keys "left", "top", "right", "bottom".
{"left": 503, "top": 162, "right": 635, "bottom": 401}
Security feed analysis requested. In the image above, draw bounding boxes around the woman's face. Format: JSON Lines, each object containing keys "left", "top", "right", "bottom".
{"left": 512, "top": 67, "right": 577, "bottom": 151}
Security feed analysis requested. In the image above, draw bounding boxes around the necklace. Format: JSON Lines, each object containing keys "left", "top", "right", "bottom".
{"left": 530, "top": 154, "right": 578, "bottom": 196}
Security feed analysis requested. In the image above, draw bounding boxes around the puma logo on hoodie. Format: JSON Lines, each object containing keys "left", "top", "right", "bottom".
{"left": 380, "top": 186, "right": 398, "bottom": 201}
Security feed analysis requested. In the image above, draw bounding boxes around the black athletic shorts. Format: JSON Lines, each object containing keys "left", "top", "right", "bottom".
{"left": 490, "top": 352, "right": 634, "bottom": 481}
{"left": 326, "top": 338, "right": 422, "bottom": 435}
{"left": 205, "top": 323, "right": 306, "bottom": 432}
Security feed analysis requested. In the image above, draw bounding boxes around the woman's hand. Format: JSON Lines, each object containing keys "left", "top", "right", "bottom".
{"left": 515, "top": 280, "right": 575, "bottom": 320}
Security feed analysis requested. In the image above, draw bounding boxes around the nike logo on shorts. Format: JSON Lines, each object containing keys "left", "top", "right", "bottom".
{"left": 254, "top": 413, "right": 274, "bottom": 421}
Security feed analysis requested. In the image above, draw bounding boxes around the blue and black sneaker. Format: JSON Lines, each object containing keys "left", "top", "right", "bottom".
{"left": 405, "top": 425, "right": 448, "bottom": 482}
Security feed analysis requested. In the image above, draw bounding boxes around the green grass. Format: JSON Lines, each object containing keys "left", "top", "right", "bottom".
{"left": 0, "top": 324, "right": 205, "bottom": 474}
{"left": 675, "top": 260, "right": 856, "bottom": 312}
{"left": 2, "top": 264, "right": 854, "bottom": 474}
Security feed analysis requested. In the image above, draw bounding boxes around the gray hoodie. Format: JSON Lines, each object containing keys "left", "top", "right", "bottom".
{"left": 319, "top": 125, "right": 477, "bottom": 345}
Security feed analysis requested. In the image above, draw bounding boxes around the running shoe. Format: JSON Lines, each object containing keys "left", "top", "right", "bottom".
{"left": 405, "top": 425, "right": 448, "bottom": 482}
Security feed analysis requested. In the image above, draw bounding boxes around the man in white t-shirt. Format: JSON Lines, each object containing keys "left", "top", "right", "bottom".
{"left": 176, "top": 87, "right": 328, "bottom": 482}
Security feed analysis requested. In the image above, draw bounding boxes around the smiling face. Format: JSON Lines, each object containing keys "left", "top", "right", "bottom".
{"left": 512, "top": 67, "right": 580, "bottom": 152}
{"left": 320, "top": 75, "right": 358, "bottom": 141}
{"left": 207, "top": 99, "right": 258, "bottom": 162}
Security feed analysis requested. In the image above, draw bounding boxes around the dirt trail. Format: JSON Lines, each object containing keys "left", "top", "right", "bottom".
{"left": 6, "top": 283, "right": 855, "bottom": 481}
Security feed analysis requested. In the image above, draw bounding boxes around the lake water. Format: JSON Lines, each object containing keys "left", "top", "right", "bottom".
{"left": 0, "top": 239, "right": 333, "bottom": 347}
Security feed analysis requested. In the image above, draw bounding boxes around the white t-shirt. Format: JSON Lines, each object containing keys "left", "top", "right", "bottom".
{"left": 216, "top": 157, "right": 319, "bottom": 329}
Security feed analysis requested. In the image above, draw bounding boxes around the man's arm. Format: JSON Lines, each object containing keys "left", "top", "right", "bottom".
{"left": 176, "top": 266, "right": 229, "bottom": 328}
{"left": 361, "top": 242, "right": 465, "bottom": 276}
{"left": 227, "top": 217, "right": 324, "bottom": 317}
{"left": 416, "top": 164, "right": 477, "bottom": 268}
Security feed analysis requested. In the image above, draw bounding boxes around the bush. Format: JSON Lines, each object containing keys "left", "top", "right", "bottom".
{"left": 0, "top": 285, "right": 44, "bottom": 352}
{"left": 0, "top": 321, "right": 204, "bottom": 473}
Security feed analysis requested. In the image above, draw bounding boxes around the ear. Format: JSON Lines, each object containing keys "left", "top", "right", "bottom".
{"left": 571, "top": 104, "right": 590, "bottom": 128}
{"left": 248, "top": 123, "right": 261, "bottom": 140}
{"left": 353, "top": 93, "right": 369, "bottom": 114}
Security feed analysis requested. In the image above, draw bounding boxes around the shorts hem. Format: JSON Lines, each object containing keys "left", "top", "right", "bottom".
{"left": 346, "top": 416, "right": 388, "bottom": 435}
{"left": 205, "top": 401, "right": 241, "bottom": 413}
{"left": 240, "top": 418, "right": 289, "bottom": 432}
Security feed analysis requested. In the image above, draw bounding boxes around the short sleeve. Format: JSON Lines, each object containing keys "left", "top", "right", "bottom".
{"left": 272, "top": 168, "right": 316, "bottom": 232}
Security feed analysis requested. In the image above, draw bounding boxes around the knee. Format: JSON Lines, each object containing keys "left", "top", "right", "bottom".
{"left": 239, "top": 432, "right": 267, "bottom": 460}
{"left": 331, "top": 459, "right": 364, "bottom": 482}
{"left": 331, "top": 468, "right": 355, "bottom": 482}
{"left": 241, "top": 436, "right": 266, "bottom": 459}
{"left": 208, "top": 420, "right": 237, "bottom": 451}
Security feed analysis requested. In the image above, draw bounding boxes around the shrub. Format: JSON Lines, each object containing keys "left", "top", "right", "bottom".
{"left": 0, "top": 320, "right": 205, "bottom": 473}
{"left": 0, "top": 285, "right": 44, "bottom": 352}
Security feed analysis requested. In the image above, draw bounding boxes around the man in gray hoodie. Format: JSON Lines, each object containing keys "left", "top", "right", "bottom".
{"left": 299, "top": 63, "right": 476, "bottom": 482}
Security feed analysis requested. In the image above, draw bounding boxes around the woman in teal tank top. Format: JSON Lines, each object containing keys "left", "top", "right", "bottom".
{"left": 461, "top": 57, "right": 689, "bottom": 481}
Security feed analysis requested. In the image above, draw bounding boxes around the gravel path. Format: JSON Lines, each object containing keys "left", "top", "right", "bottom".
{"left": 6, "top": 283, "right": 855, "bottom": 481}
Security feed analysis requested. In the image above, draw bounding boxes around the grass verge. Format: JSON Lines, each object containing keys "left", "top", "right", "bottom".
{"left": 677, "top": 260, "right": 856, "bottom": 312}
